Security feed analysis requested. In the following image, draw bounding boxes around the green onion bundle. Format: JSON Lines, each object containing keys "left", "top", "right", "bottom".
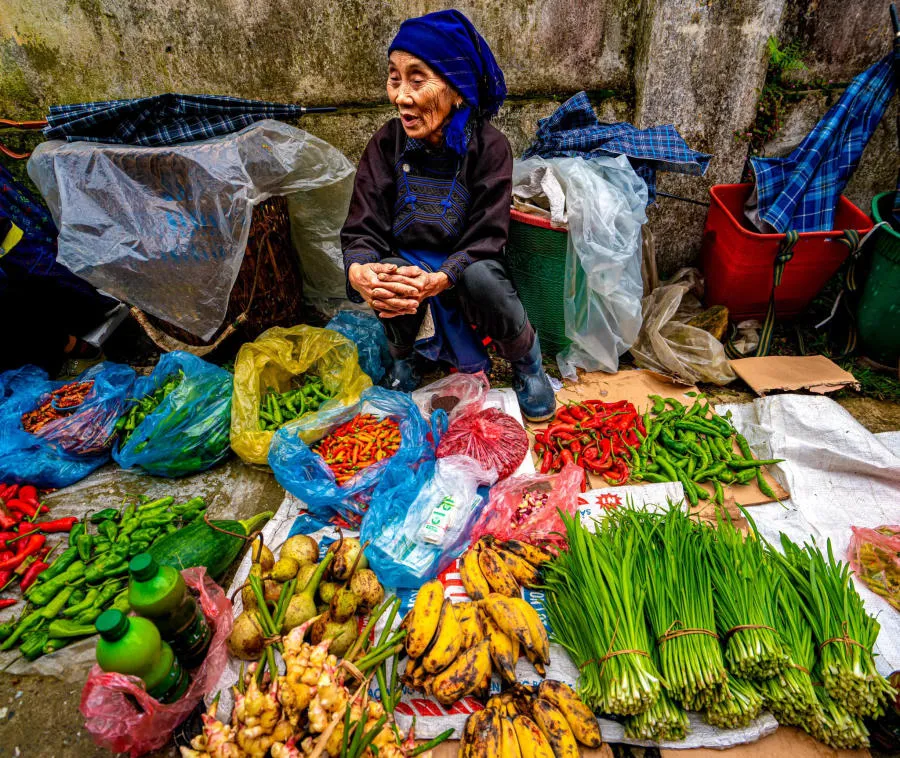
{"left": 639, "top": 509, "right": 727, "bottom": 710}
{"left": 808, "top": 684, "right": 870, "bottom": 750}
{"left": 623, "top": 688, "right": 690, "bottom": 742}
{"left": 773, "top": 535, "right": 894, "bottom": 718}
{"left": 710, "top": 516, "right": 789, "bottom": 679}
{"left": 703, "top": 673, "right": 764, "bottom": 729}
{"left": 544, "top": 511, "right": 662, "bottom": 716}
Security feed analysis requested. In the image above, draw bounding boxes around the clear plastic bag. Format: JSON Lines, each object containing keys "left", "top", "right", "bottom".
{"left": 80, "top": 568, "right": 233, "bottom": 758}
{"left": 362, "top": 456, "right": 495, "bottom": 588}
{"left": 0, "top": 362, "right": 135, "bottom": 488}
{"left": 411, "top": 371, "right": 490, "bottom": 423}
{"left": 325, "top": 310, "right": 392, "bottom": 384}
{"left": 436, "top": 405, "right": 528, "bottom": 481}
{"left": 231, "top": 325, "right": 372, "bottom": 465}
{"left": 269, "top": 387, "right": 431, "bottom": 527}
{"left": 513, "top": 156, "right": 647, "bottom": 379}
{"left": 470, "top": 463, "right": 585, "bottom": 547}
{"left": 848, "top": 524, "right": 900, "bottom": 612}
{"left": 630, "top": 268, "right": 736, "bottom": 385}
{"left": 28, "top": 121, "right": 355, "bottom": 340}
{"left": 112, "top": 351, "right": 232, "bottom": 477}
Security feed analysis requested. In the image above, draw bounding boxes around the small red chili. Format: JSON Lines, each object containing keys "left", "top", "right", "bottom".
{"left": 5, "top": 500, "right": 47, "bottom": 518}
{"left": 0, "top": 598, "right": 17, "bottom": 610}
{"left": 17, "top": 485, "right": 38, "bottom": 505}
{"left": 0, "top": 534, "right": 46, "bottom": 571}
{"left": 31, "top": 517, "right": 78, "bottom": 534}
{"left": 0, "top": 515, "right": 17, "bottom": 530}
{"left": 20, "top": 560, "right": 49, "bottom": 591}
{"left": 540, "top": 450, "right": 553, "bottom": 474}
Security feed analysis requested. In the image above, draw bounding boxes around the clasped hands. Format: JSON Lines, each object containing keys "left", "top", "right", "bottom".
{"left": 348, "top": 262, "right": 450, "bottom": 319}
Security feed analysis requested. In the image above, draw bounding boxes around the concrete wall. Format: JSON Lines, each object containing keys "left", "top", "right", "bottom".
{"left": 0, "top": 0, "right": 895, "bottom": 275}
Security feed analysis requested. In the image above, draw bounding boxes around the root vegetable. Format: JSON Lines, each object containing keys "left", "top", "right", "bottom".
{"left": 349, "top": 569, "right": 384, "bottom": 612}
{"left": 318, "top": 580, "right": 339, "bottom": 604}
{"left": 282, "top": 551, "right": 334, "bottom": 633}
{"left": 327, "top": 537, "right": 367, "bottom": 581}
{"left": 330, "top": 587, "right": 359, "bottom": 622}
{"left": 228, "top": 611, "right": 266, "bottom": 660}
{"left": 252, "top": 539, "right": 275, "bottom": 573}
{"left": 310, "top": 612, "right": 357, "bottom": 656}
{"left": 279, "top": 535, "right": 319, "bottom": 567}
{"left": 270, "top": 557, "right": 299, "bottom": 582}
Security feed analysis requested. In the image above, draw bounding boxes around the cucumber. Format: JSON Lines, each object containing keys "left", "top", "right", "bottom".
{"left": 147, "top": 511, "right": 273, "bottom": 580}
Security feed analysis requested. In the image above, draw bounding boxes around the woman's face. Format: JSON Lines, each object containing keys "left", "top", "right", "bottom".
{"left": 387, "top": 51, "right": 460, "bottom": 145}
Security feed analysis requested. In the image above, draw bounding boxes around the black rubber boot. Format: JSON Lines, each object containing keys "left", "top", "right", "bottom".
{"left": 380, "top": 354, "right": 422, "bottom": 393}
{"left": 511, "top": 335, "right": 556, "bottom": 422}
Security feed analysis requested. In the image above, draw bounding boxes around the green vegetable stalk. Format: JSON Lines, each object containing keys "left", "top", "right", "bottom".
{"left": 703, "top": 674, "right": 764, "bottom": 729}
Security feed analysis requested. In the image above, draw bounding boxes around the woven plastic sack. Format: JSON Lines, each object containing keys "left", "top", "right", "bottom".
{"left": 631, "top": 268, "right": 736, "bottom": 385}
{"left": 269, "top": 387, "right": 430, "bottom": 527}
{"left": 848, "top": 524, "right": 900, "bottom": 612}
{"left": 470, "top": 463, "right": 585, "bottom": 548}
{"left": 0, "top": 362, "right": 135, "bottom": 488}
{"left": 411, "top": 371, "right": 490, "bottom": 423}
{"left": 80, "top": 568, "right": 232, "bottom": 758}
{"left": 112, "top": 351, "right": 232, "bottom": 477}
{"left": 363, "top": 455, "right": 495, "bottom": 588}
{"left": 436, "top": 406, "right": 528, "bottom": 481}
{"left": 231, "top": 325, "right": 372, "bottom": 465}
{"left": 325, "top": 310, "right": 392, "bottom": 384}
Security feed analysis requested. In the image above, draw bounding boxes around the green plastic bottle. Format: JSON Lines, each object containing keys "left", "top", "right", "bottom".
{"left": 95, "top": 609, "right": 189, "bottom": 703}
{"left": 128, "top": 553, "right": 211, "bottom": 669}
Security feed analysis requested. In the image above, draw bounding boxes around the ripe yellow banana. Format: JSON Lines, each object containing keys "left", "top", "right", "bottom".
{"left": 478, "top": 547, "right": 520, "bottom": 596}
{"left": 460, "top": 546, "right": 492, "bottom": 600}
{"left": 482, "top": 593, "right": 550, "bottom": 665}
{"left": 402, "top": 657, "right": 427, "bottom": 691}
{"left": 403, "top": 579, "right": 444, "bottom": 658}
{"left": 482, "top": 612, "right": 520, "bottom": 685}
{"left": 501, "top": 539, "right": 555, "bottom": 566}
{"left": 538, "top": 679, "right": 602, "bottom": 747}
{"left": 422, "top": 598, "right": 463, "bottom": 673}
{"left": 430, "top": 638, "right": 491, "bottom": 705}
{"left": 454, "top": 601, "right": 484, "bottom": 649}
{"left": 461, "top": 707, "right": 489, "bottom": 758}
{"left": 492, "top": 545, "right": 541, "bottom": 587}
{"left": 500, "top": 716, "right": 523, "bottom": 758}
{"left": 511, "top": 714, "right": 555, "bottom": 758}
{"left": 467, "top": 706, "right": 502, "bottom": 758}
{"left": 531, "top": 697, "right": 580, "bottom": 758}
{"left": 524, "top": 644, "right": 547, "bottom": 676}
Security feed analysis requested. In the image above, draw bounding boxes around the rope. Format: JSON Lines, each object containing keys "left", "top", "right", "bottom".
{"left": 723, "top": 624, "right": 777, "bottom": 642}
{"left": 657, "top": 620, "right": 719, "bottom": 646}
{"left": 818, "top": 622, "right": 868, "bottom": 654}
{"left": 578, "top": 619, "right": 650, "bottom": 679}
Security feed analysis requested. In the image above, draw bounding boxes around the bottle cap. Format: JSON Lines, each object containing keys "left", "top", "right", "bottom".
{"left": 129, "top": 553, "right": 159, "bottom": 582}
{"left": 95, "top": 609, "right": 129, "bottom": 641}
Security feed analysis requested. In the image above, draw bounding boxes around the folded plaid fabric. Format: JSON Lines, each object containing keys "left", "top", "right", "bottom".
{"left": 522, "top": 91, "right": 711, "bottom": 202}
{"left": 750, "top": 55, "right": 895, "bottom": 233}
{"left": 45, "top": 93, "right": 305, "bottom": 146}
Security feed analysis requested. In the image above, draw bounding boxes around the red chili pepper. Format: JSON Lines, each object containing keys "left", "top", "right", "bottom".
{"left": 0, "top": 598, "right": 17, "bottom": 610}
{"left": 560, "top": 450, "right": 576, "bottom": 467}
{"left": 540, "top": 449, "right": 553, "bottom": 474}
{"left": 5, "top": 500, "right": 47, "bottom": 518}
{"left": 569, "top": 440, "right": 583, "bottom": 455}
{"left": 17, "top": 485, "right": 38, "bottom": 505}
{"left": 597, "top": 438, "right": 613, "bottom": 468}
{"left": 20, "top": 560, "right": 49, "bottom": 591}
{"left": 547, "top": 423, "right": 578, "bottom": 439}
{"left": 0, "top": 534, "right": 46, "bottom": 571}
{"left": 603, "top": 459, "right": 630, "bottom": 485}
{"left": 31, "top": 516, "right": 77, "bottom": 533}
{"left": 585, "top": 458, "right": 611, "bottom": 475}
{"left": 0, "top": 515, "right": 17, "bottom": 530}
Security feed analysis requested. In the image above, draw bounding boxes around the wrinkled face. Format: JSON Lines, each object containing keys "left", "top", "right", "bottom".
{"left": 387, "top": 50, "right": 461, "bottom": 145}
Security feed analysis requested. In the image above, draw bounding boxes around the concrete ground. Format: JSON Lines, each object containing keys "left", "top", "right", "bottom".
{"left": 0, "top": 392, "right": 897, "bottom": 758}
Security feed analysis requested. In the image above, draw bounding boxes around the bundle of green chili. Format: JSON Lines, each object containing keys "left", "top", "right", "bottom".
{"left": 703, "top": 674, "right": 764, "bottom": 729}
{"left": 544, "top": 511, "right": 662, "bottom": 716}
{"left": 771, "top": 534, "right": 894, "bottom": 719}
{"left": 637, "top": 508, "right": 727, "bottom": 711}
{"left": 709, "top": 515, "right": 789, "bottom": 679}
{"left": 623, "top": 688, "right": 690, "bottom": 742}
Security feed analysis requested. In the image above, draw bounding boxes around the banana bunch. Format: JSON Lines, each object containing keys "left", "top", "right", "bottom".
{"left": 401, "top": 580, "right": 551, "bottom": 705}
{"left": 459, "top": 537, "right": 553, "bottom": 600}
{"left": 460, "top": 680, "right": 603, "bottom": 757}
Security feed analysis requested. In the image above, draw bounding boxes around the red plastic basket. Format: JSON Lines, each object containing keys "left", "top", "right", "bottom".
{"left": 700, "top": 184, "right": 873, "bottom": 320}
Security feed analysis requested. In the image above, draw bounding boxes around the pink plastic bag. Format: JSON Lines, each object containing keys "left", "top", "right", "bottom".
{"left": 80, "top": 567, "right": 234, "bottom": 757}
{"left": 411, "top": 371, "right": 490, "bottom": 423}
{"left": 436, "top": 405, "right": 528, "bottom": 480}
{"left": 470, "top": 463, "right": 585, "bottom": 546}
{"left": 848, "top": 524, "right": 900, "bottom": 612}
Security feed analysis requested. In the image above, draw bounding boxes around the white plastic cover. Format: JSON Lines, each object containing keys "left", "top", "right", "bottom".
{"left": 28, "top": 120, "right": 355, "bottom": 339}
{"left": 513, "top": 156, "right": 647, "bottom": 380}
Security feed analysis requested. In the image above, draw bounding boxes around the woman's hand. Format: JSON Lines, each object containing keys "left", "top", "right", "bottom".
{"left": 348, "top": 262, "right": 419, "bottom": 317}
{"left": 379, "top": 266, "right": 451, "bottom": 301}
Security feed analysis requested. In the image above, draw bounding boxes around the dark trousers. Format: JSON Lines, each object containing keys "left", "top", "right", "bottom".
{"left": 377, "top": 257, "right": 535, "bottom": 363}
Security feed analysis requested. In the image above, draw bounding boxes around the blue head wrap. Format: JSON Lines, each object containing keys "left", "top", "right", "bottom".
{"left": 389, "top": 9, "right": 507, "bottom": 156}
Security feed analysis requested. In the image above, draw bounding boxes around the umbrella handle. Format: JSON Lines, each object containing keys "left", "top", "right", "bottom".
{"left": 891, "top": 3, "right": 899, "bottom": 35}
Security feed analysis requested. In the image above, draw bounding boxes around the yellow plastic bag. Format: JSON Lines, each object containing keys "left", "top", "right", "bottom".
{"left": 230, "top": 325, "right": 372, "bottom": 464}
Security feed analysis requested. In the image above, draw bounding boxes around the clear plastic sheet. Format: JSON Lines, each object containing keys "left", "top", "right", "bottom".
{"left": 631, "top": 268, "right": 736, "bottom": 385}
{"left": 28, "top": 120, "right": 355, "bottom": 339}
{"left": 513, "top": 156, "right": 647, "bottom": 379}
{"left": 411, "top": 371, "right": 490, "bottom": 423}
{"left": 80, "top": 568, "right": 233, "bottom": 758}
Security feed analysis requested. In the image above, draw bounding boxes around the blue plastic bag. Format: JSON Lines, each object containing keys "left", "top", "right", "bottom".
{"left": 269, "top": 386, "right": 431, "bottom": 527}
{"left": 0, "top": 362, "right": 136, "bottom": 488}
{"left": 113, "top": 351, "right": 233, "bottom": 477}
{"left": 324, "top": 311, "right": 392, "bottom": 383}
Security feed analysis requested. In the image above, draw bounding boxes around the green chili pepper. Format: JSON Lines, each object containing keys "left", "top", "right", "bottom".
{"left": 89, "top": 508, "right": 119, "bottom": 524}
{"left": 48, "top": 619, "right": 97, "bottom": 639}
{"left": 67, "top": 589, "right": 86, "bottom": 607}
{"left": 3, "top": 587, "right": 75, "bottom": 650}
{"left": 68, "top": 521, "right": 86, "bottom": 547}
{"left": 127, "top": 540, "right": 152, "bottom": 558}
{"left": 37, "top": 546, "right": 79, "bottom": 583}
{"left": 660, "top": 428, "right": 688, "bottom": 456}
{"left": 110, "top": 589, "right": 130, "bottom": 614}
{"left": 122, "top": 504, "right": 137, "bottom": 520}
{"left": 734, "top": 468, "right": 758, "bottom": 484}
{"left": 42, "top": 638, "right": 71, "bottom": 655}
{"left": 97, "top": 520, "right": 117, "bottom": 542}
{"left": 664, "top": 397, "right": 685, "bottom": 413}
{"left": 137, "top": 496, "right": 175, "bottom": 512}
{"left": 62, "top": 588, "right": 100, "bottom": 618}
{"left": 756, "top": 469, "right": 778, "bottom": 499}
{"left": 21, "top": 629, "right": 50, "bottom": 660}
{"left": 649, "top": 394, "right": 665, "bottom": 414}
{"left": 0, "top": 621, "right": 15, "bottom": 642}
{"left": 75, "top": 533, "right": 93, "bottom": 562}
{"left": 26, "top": 563, "right": 85, "bottom": 606}
{"left": 714, "top": 479, "right": 725, "bottom": 505}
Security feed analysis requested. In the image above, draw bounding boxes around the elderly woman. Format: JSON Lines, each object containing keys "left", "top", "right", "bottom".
{"left": 340, "top": 9, "right": 554, "bottom": 421}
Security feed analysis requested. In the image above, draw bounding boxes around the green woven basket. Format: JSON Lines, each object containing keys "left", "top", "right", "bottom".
{"left": 505, "top": 209, "right": 570, "bottom": 356}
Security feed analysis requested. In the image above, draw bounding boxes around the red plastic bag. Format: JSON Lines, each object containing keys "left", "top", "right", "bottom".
{"left": 412, "top": 371, "right": 490, "bottom": 422}
{"left": 470, "top": 463, "right": 585, "bottom": 547}
{"left": 80, "top": 567, "right": 234, "bottom": 757}
{"left": 436, "top": 405, "right": 528, "bottom": 480}
{"left": 848, "top": 524, "right": 900, "bottom": 612}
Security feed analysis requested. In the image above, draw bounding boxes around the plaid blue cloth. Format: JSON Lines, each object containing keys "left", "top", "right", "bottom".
{"left": 44, "top": 94, "right": 305, "bottom": 146}
{"left": 751, "top": 55, "right": 896, "bottom": 234}
{"left": 522, "top": 91, "right": 711, "bottom": 202}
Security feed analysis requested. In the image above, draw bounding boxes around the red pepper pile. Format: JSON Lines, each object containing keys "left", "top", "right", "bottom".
{"left": 314, "top": 414, "right": 402, "bottom": 486}
{"left": 20, "top": 380, "right": 94, "bottom": 434}
{"left": 0, "top": 483, "right": 76, "bottom": 609}
{"left": 534, "top": 400, "right": 644, "bottom": 485}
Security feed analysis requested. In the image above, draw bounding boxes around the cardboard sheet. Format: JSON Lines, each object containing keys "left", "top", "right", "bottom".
{"left": 530, "top": 369, "right": 788, "bottom": 506}
{"left": 729, "top": 355, "right": 858, "bottom": 396}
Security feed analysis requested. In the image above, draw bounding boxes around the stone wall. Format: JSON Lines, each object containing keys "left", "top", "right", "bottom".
{"left": 1, "top": 0, "right": 895, "bottom": 274}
